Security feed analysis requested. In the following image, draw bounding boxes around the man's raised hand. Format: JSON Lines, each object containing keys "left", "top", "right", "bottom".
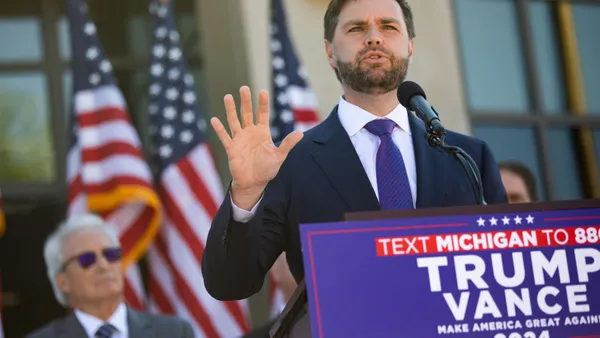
{"left": 210, "top": 86, "right": 303, "bottom": 210}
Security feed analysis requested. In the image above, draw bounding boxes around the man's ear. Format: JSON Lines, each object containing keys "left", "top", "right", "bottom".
{"left": 408, "top": 39, "right": 415, "bottom": 64}
{"left": 325, "top": 39, "right": 337, "bottom": 69}
{"left": 56, "top": 273, "right": 71, "bottom": 295}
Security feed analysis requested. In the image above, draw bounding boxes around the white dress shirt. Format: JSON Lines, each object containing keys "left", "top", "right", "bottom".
{"left": 74, "top": 302, "right": 128, "bottom": 338}
{"left": 231, "top": 96, "right": 417, "bottom": 222}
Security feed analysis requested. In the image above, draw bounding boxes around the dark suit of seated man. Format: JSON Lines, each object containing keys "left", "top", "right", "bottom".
{"left": 201, "top": 0, "right": 508, "bottom": 305}
{"left": 26, "top": 214, "right": 194, "bottom": 338}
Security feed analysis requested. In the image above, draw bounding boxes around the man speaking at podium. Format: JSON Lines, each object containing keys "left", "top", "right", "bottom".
{"left": 203, "top": 0, "right": 507, "bottom": 319}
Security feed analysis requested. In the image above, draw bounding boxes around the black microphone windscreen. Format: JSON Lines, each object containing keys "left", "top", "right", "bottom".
{"left": 397, "top": 81, "right": 427, "bottom": 108}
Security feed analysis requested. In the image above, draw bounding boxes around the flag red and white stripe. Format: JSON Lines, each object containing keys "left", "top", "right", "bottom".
{"left": 268, "top": 0, "right": 321, "bottom": 317}
{"left": 145, "top": 1, "right": 250, "bottom": 336}
{"left": 65, "top": 0, "right": 162, "bottom": 310}
{"left": 147, "top": 145, "right": 250, "bottom": 337}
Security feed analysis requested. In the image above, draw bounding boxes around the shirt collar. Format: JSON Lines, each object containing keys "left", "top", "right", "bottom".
{"left": 74, "top": 302, "right": 128, "bottom": 338}
{"left": 337, "top": 96, "right": 412, "bottom": 137}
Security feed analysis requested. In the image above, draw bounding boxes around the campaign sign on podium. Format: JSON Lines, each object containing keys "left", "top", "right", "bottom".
{"left": 299, "top": 200, "right": 600, "bottom": 338}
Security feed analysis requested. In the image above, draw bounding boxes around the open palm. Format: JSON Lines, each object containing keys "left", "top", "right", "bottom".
{"left": 211, "top": 86, "right": 303, "bottom": 194}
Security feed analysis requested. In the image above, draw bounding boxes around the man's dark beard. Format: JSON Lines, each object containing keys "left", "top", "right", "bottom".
{"left": 335, "top": 48, "right": 409, "bottom": 95}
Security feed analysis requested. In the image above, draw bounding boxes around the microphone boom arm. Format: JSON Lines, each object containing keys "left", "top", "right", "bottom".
{"left": 426, "top": 129, "right": 487, "bottom": 206}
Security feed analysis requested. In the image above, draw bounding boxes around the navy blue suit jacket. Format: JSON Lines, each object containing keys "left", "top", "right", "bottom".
{"left": 202, "top": 106, "right": 508, "bottom": 300}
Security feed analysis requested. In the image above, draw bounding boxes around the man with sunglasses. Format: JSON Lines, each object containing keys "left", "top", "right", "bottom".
{"left": 26, "top": 214, "right": 194, "bottom": 338}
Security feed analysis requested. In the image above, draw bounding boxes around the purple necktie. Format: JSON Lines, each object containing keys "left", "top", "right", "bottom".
{"left": 364, "top": 119, "right": 414, "bottom": 210}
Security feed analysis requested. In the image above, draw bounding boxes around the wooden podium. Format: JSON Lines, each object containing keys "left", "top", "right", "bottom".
{"left": 269, "top": 198, "right": 600, "bottom": 338}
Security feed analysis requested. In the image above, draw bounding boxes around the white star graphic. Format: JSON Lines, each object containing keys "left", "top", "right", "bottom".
{"left": 166, "top": 88, "right": 179, "bottom": 100}
{"left": 298, "top": 66, "right": 308, "bottom": 79}
{"left": 169, "top": 48, "right": 182, "bottom": 61}
{"left": 514, "top": 215, "right": 523, "bottom": 225}
{"left": 182, "top": 110, "right": 195, "bottom": 124}
{"left": 170, "top": 31, "right": 180, "bottom": 42}
{"left": 151, "top": 63, "right": 164, "bottom": 76}
{"left": 477, "top": 217, "right": 485, "bottom": 227}
{"left": 184, "top": 74, "right": 194, "bottom": 86}
{"left": 99, "top": 60, "right": 112, "bottom": 73}
{"left": 153, "top": 45, "right": 166, "bottom": 58}
{"left": 270, "top": 39, "right": 282, "bottom": 52}
{"left": 161, "top": 125, "right": 174, "bottom": 138}
{"left": 89, "top": 73, "right": 100, "bottom": 85}
{"left": 84, "top": 23, "right": 96, "bottom": 35}
{"left": 526, "top": 215, "right": 534, "bottom": 224}
{"left": 156, "top": 26, "right": 168, "bottom": 38}
{"left": 168, "top": 68, "right": 181, "bottom": 80}
{"left": 489, "top": 217, "right": 498, "bottom": 226}
{"left": 163, "top": 106, "right": 176, "bottom": 120}
{"left": 159, "top": 144, "right": 172, "bottom": 158}
{"left": 157, "top": 5, "right": 168, "bottom": 17}
{"left": 149, "top": 104, "right": 159, "bottom": 115}
{"left": 277, "top": 93, "right": 288, "bottom": 105}
{"left": 180, "top": 130, "right": 193, "bottom": 143}
{"left": 149, "top": 84, "right": 161, "bottom": 96}
{"left": 502, "top": 216, "right": 510, "bottom": 225}
{"left": 273, "top": 56, "right": 285, "bottom": 70}
{"left": 183, "top": 91, "right": 196, "bottom": 104}
{"left": 280, "top": 110, "right": 294, "bottom": 123}
{"left": 197, "top": 119, "right": 207, "bottom": 131}
{"left": 270, "top": 126, "right": 280, "bottom": 139}
{"left": 86, "top": 47, "right": 98, "bottom": 60}
{"left": 274, "top": 74, "right": 288, "bottom": 87}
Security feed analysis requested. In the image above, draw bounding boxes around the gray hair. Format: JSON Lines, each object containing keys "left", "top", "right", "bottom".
{"left": 44, "top": 213, "right": 120, "bottom": 307}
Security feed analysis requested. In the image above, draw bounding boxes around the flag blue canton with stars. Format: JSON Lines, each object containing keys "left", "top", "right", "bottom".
{"left": 147, "top": 0, "right": 207, "bottom": 174}
{"left": 269, "top": 0, "right": 315, "bottom": 144}
{"left": 66, "top": 0, "right": 116, "bottom": 149}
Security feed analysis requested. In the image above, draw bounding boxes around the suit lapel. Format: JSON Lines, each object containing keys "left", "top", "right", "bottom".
{"left": 408, "top": 112, "right": 448, "bottom": 208}
{"left": 310, "top": 106, "right": 380, "bottom": 212}
{"left": 127, "top": 308, "right": 154, "bottom": 338}
{"left": 57, "top": 313, "right": 88, "bottom": 338}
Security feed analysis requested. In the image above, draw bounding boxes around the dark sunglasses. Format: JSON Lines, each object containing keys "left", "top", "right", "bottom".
{"left": 61, "top": 247, "right": 122, "bottom": 271}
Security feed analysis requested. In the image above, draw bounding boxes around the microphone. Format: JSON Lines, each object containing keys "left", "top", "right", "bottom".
{"left": 397, "top": 81, "right": 445, "bottom": 137}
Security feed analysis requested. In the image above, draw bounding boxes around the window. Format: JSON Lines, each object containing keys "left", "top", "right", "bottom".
{"left": 454, "top": 0, "right": 600, "bottom": 201}
{"left": 0, "top": 0, "right": 204, "bottom": 198}
{"left": 0, "top": 73, "right": 55, "bottom": 183}
{"left": 0, "top": 4, "right": 55, "bottom": 184}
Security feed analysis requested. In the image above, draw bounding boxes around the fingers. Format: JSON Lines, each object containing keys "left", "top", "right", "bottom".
{"left": 257, "top": 90, "right": 270, "bottom": 126}
{"left": 210, "top": 117, "right": 233, "bottom": 151}
{"left": 224, "top": 94, "right": 242, "bottom": 137}
{"left": 277, "top": 130, "right": 304, "bottom": 156}
{"left": 240, "top": 86, "right": 254, "bottom": 128}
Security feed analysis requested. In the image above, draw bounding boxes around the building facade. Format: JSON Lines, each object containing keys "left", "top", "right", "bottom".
{"left": 0, "top": 0, "right": 599, "bottom": 336}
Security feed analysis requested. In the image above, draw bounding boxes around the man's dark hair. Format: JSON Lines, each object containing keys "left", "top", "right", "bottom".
{"left": 324, "top": 0, "right": 416, "bottom": 42}
{"left": 498, "top": 161, "right": 538, "bottom": 201}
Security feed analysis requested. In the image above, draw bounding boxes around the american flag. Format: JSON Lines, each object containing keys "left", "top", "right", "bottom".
{"left": 144, "top": 1, "right": 250, "bottom": 336}
{"left": 64, "top": 0, "right": 162, "bottom": 310}
{"left": 268, "top": 0, "right": 320, "bottom": 317}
